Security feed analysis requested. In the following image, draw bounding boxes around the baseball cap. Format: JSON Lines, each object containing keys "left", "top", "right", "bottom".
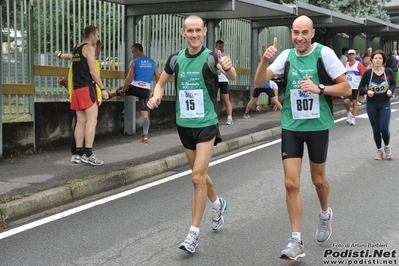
{"left": 348, "top": 49, "right": 356, "bottom": 55}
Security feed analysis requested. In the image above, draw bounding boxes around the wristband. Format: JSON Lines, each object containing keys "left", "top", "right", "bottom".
{"left": 101, "top": 88, "right": 106, "bottom": 91}
{"left": 57, "top": 52, "right": 62, "bottom": 58}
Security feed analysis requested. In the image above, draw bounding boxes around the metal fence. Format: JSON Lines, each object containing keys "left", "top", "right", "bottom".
{"left": 2, "top": 0, "right": 294, "bottom": 121}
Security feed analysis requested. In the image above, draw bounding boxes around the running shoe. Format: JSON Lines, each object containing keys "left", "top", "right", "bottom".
{"left": 346, "top": 112, "right": 352, "bottom": 124}
{"left": 243, "top": 113, "right": 250, "bottom": 119}
{"left": 71, "top": 154, "right": 82, "bottom": 164}
{"left": 141, "top": 135, "right": 148, "bottom": 143}
{"left": 179, "top": 231, "right": 199, "bottom": 253}
{"left": 280, "top": 238, "right": 305, "bottom": 260}
{"left": 212, "top": 198, "right": 228, "bottom": 230}
{"left": 226, "top": 118, "right": 234, "bottom": 125}
{"left": 350, "top": 116, "right": 355, "bottom": 126}
{"left": 81, "top": 154, "right": 104, "bottom": 166}
{"left": 316, "top": 207, "right": 333, "bottom": 243}
{"left": 384, "top": 146, "right": 393, "bottom": 160}
{"left": 375, "top": 149, "right": 383, "bottom": 160}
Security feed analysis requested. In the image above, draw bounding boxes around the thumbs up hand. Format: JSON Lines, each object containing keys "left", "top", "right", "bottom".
{"left": 299, "top": 74, "right": 318, "bottom": 93}
{"left": 262, "top": 37, "right": 278, "bottom": 61}
{"left": 218, "top": 49, "right": 232, "bottom": 72}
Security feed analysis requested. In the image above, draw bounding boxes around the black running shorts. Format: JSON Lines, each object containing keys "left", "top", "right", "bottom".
{"left": 218, "top": 82, "right": 229, "bottom": 95}
{"left": 177, "top": 124, "right": 222, "bottom": 150}
{"left": 281, "top": 129, "right": 329, "bottom": 164}
{"left": 252, "top": 87, "right": 276, "bottom": 98}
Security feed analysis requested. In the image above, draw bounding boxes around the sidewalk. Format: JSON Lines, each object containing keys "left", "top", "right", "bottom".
{"left": 0, "top": 98, "right": 350, "bottom": 223}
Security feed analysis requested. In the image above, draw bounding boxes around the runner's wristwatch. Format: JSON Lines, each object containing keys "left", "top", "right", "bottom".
{"left": 318, "top": 84, "right": 325, "bottom": 95}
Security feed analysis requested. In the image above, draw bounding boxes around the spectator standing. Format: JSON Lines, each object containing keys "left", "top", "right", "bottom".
{"left": 55, "top": 40, "right": 103, "bottom": 163}
{"left": 70, "top": 25, "right": 108, "bottom": 166}
{"left": 216, "top": 40, "right": 234, "bottom": 125}
{"left": 113, "top": 43, "right": 160, "bottom": 143}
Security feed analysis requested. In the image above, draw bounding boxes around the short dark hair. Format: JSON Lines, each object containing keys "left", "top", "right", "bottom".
{"left": 341, "top": 47, "right": 348, "bottom": 54}
{"left": 131, "top": 43, "right": 143, "bottom": 52}
{"left": 371, "top": 49, "right": 387, "bottom": 64}
{"left": 183, "top": 15, "right": 204, "bottom": 29}
{"left": 83, "top": 25, "right": 98, "bottom": 39}
{"left": 216, "top": 40, "right": 224, "bottom": 45}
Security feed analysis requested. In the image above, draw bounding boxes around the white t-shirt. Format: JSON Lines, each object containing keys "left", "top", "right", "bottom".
{"left": 269, "top": 80, "right": 278, "bottom": 89}
{"left": 269, "top": 42, "right": 347, "bottom": 81}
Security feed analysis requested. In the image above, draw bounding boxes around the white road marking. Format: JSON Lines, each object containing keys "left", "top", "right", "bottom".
{"left": 0, "top": 140, "right": 283, "bottom": 240}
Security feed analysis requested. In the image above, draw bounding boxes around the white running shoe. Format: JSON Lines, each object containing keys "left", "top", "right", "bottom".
{"left": 375, "top": 150, "right": 383, "bottom": 160}
{"left": 179, "top": 231, "right": 199, "bottom": 253}
{"left": 71, "top": 154, "right": 82, "bottom": 164}
{"left": 346, "top": 112, "right": 352, "bottom": 124}
{"left": 280, "top": 238, "right": 305, "bottom": 260}
{"left": 81, "top": 154, "right": 104, "bottom": 166}
{"left": 211, "top": 198, "right": 228, "bottom": 230}
{"left": 350, "top": 116, "right": 355, "bottom": 126}
{"left": 316, "top": 207, "right": 333, "bottom": 243}
{"left": 226, "top": 118, "right": 234, "bottom": 125}
{"left": 384, "top": 146, "right": 393, "bottom": 160}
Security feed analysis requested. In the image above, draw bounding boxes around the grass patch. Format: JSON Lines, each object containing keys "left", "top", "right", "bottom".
{"left": 0, "top": 192, "right": 34, "bottom": 204}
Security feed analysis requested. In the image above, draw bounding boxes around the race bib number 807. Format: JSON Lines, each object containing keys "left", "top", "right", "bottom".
{"left": 290, "top": 90, "right": 320, "bottom": 119}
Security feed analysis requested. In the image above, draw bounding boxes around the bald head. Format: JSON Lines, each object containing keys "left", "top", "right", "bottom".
{"left": 291, "top": 15, "right": 315, "bottom": 55}
{"left": 293, "top": 15, "right": 313, "bottom": 30}
{"left": 183, "top": 15, "right": 204, "bottom": 29}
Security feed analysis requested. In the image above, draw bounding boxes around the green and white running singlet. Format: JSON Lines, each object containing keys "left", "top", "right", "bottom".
{"left": 269, "top": 43, "right": 347, "bottom": 132}
{"left": 165, "top": 47, "right": 219, "bottom": 128}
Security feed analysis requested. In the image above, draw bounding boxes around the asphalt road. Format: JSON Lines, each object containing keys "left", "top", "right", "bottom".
{"left": 0, "top": 103, "right": 398, "bottom": 266}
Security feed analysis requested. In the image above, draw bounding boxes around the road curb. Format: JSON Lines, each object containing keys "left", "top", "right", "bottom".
{"left": 0, "top": 126, "right": 280, "bottom": 223}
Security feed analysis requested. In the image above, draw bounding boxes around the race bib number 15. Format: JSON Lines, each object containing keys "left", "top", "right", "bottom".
{"left": 179, "top": 90, "right": 205, "bottom": 118}
{"left": 290, "top": 90, "right": 320, "bottom": 119}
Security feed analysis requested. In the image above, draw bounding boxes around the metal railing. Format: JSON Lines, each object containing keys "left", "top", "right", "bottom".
{"left": 2, "top": 0, "right": 295, "bottom": 120}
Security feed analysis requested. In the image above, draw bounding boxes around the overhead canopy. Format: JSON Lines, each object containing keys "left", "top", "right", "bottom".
{"left": 102, "top": 0, "right": 399, "bottom": 39}
{"left": 122, "top": 0, "right": 296, "bottom": 20}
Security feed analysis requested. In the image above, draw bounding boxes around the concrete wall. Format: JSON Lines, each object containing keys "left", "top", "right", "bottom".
{"left": 2, "top": 88, "right": 251, "bottom": 157}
